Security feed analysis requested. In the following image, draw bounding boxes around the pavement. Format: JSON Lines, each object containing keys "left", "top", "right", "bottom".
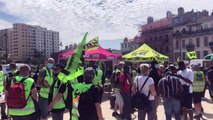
{"left": 48, "top": 90, "right": 213, "bottom": 120}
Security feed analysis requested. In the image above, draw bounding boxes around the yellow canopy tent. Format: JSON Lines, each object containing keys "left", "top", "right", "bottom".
{"left": 122, "top": 43, "right": 169, "bottom": 62}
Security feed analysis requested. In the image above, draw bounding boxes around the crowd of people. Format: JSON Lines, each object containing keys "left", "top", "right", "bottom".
{"left": 0, "top": 58, "right": 212, "bottom": 120}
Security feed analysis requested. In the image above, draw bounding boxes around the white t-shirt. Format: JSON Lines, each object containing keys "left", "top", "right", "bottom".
{"left": 177, "top": 68, "right": 194, "bottom": 93}
{"left": 134, "top": 75, "right": 155, "bottom": 100}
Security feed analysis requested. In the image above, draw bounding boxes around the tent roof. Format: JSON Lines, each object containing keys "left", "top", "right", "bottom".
{"left": 122, "top": 43, "right": 168, "bottom": 62}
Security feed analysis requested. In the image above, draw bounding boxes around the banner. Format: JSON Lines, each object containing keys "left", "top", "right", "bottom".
{"left": 85, "top": 36, "right": 99, "bottom": 50}
{"left": 186, "top": 51, "right": 197, "bottom": 59}
{"left": 58, "top": 32, "right": 88, "bottom": 83}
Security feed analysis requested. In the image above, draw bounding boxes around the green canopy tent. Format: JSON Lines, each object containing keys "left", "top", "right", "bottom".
{"left": 122, "top": 43, "right": 169, "bottom": 62}
{"left": 204, "top": 53, "right": 213, "bottom": 61}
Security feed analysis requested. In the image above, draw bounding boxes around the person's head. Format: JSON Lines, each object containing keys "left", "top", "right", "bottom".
{"left": 178, "top": 61, "right": 186, "bottom": 71}
{"left": 52, "top": 64, "right": 64, "bottom": 75}
{"left": 84, "top": 67, "right": 95, "bottom": 82}
{"left": 169, "top": 64, "right": 177, "bottom": 73}
{"left": 193, "top": 64, "right": 200, "bottom": 71}
{"left": 159, "top": 64, "right": 164, "bottom": 71}
{"left": 151, "top": 59, "right": 159, "bottom": 69}
{"left": 46, "top": 58, "right": 55, "bottom": 69}
{"left": 9, "top": 63, "right": 17, "bottom": 72}
{"left": 123, "top": 65, "right": 130, "bottom": 74}
{"left": 140, "top": 63, "right": 150, "bottom": 76}
{"left": 19, "top": 64, "right": 31, "bottom": 78}
{"left": 117, "top": 61, "right": 125, "bottom": 70}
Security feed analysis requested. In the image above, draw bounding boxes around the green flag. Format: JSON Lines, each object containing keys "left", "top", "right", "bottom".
{"left": 186, "top": 51, "right": 197, "bottom": 59}
{"left": 58, "top": 32, "right": 88, "bottom": 83}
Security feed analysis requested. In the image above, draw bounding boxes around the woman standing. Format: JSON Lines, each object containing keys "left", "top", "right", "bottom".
{"left": 135, "top": 64, "right": 157, "bottom": 120}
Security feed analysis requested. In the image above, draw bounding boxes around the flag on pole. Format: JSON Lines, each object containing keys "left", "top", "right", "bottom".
{"left": 57, "top": 32, "right": 88, "bottom": 83}
{"left": 85, "top": 36, "right": 99, "bottom": 50}
{"left": 186, "top": 51, "right": 197, "bottom": 59}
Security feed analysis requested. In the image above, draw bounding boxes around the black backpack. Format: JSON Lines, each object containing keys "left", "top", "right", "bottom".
{"left": 132, "top": 76, "right": 151, "bottom": 111}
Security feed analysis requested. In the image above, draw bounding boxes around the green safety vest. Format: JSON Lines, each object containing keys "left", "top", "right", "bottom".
{"left": 0, "top": 71, "right": 4, "bottom": 92}
{"left": 71, "top": 83, "right": 93, "bottom": 120}
{"left": 40, "top": 68, "right": 53, "bottom": 98}
{"left": 93, "top": 69, "right": 103, "bottom": 86}
{"left": 52, "top": 79, "right": 68, "bottom": 110}
{"left": 193, "top": 71, "right": 205, "bottom": 92}
{"left": 9, "top": 76, "right": 35, "bottom": 116}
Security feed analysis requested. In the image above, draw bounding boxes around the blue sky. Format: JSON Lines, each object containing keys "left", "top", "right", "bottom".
{"left": 0, "top": 0, "right": 213, "bottom": 49}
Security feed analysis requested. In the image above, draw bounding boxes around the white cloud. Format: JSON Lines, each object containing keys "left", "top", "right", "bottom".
{"left": 0, "top": 19, "right": 12, "bottom": 29}
{"left": 0, "top": 0, "right": 212, "bottom": 46}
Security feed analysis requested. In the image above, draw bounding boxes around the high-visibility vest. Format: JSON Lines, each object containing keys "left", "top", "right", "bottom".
{"left": 8, "top": 76, "right": 35, "bottom": 116}
{"left": 0, "top": 71, "right": 4, "bottom": 92}
{"left": 193, "top": 71, "right": 205, "bottom": 92}
{"left": 40, "top": 67, "right": 53, "bottom": 98}
{"left": 93, "top": 69, "right": 103, "bottom": 86}
{"left": 52, "top": 79, "right": 68, "bottom": 110}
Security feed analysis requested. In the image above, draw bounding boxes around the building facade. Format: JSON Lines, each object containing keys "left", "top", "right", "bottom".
{"left": 0, "top": 28, "right": 12, "bottom": 60}
{"left": 9, "top": 23, "right": 59, "bottom": 62}
{"left": 172, "top": 15, "right": 213, "bottom": 62}
{"left": 141, "top": 11, "right": 173, "bottom": 60}
{"left": 121, "top": 37, "right": 139, "bottom": 54}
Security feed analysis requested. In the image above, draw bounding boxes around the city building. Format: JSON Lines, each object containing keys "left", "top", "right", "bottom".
{"left": 121, "top": 37, "right": 139, "bottom": 54}
{"left": 0, "top": 28, "right": 12, "bottom": 60}
{"left": 172, "top": 14, "right": 213, "bottom": 62}
{"left": 172, "top": 8, "right": 212, "bottom": 61}
{"left": 141, "top": 11, "right": 173, "bottom": 59}
{"left": 9, "top": 23, "right": 59, "bottom": 62}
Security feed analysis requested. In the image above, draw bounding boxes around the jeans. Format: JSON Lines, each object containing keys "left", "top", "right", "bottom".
{"left": 121, "top": 93, "right": 131, "bottom": 120}
{"left": 52, "top": 111, "right": 64, "bottom": 120}
{"left": 163, "top": 98, "right": 181, "bottom": 120}
{"left": 12, "top": 112, "right": 37, "bottom": 120}
{"left": 138, "top": 100, "right": 156, "bottom": 120}
{"left": 38, "top": 96, "right": 48, "bottom": 118}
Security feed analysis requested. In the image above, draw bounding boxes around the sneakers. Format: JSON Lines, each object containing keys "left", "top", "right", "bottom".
{"left": 112, "top": 112, "right": 120, "bottom": 117}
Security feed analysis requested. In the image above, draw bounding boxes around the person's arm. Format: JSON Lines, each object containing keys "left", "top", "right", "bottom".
{"left": 126, "top": 74, "right": 136, "bottom": 92}
{"left": 157, "top": 80, "right": 162, "bottom": 96}
{"left": 174, "top": 74, "right": 193, "bottom": 84}
{"left": 95, "top": 103, "right": 104, "bottom": 120}
{"left": 31, "top": 88, "right": 38, "bottom": 101}
{"left": 48, "top": 83, "right": 66, "bottom": 111}
{"left": 149, "top": 83, "right": 157, "bottom": 97}
{"left": 36, "top": 70, "right": 50, "bottom": 88}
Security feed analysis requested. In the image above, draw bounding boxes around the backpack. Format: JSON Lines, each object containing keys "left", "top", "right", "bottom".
{"left": 132, "top": 76, "right": 151, "bottom": 111}
{"left": 7, "top": 77, "right": 30, "bottom": 109}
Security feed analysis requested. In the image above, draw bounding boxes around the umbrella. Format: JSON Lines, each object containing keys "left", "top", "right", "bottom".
{"left": 204, "top": 53, "right": 213, "bottom": 61}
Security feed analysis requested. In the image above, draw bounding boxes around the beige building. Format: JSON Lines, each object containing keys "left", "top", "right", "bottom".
{"left": 173, "top": 15, "right": 213, "bottom": 62}
{"left": 9, "top": 23, "right": 59, "bottom": 62}
{"left": 0, "top": 28, "right": 12, "bottom": 60}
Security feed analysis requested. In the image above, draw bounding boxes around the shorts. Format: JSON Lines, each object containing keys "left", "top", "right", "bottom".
{"left": 180, "top": 93, "right": 192, "bottom": 109}
{"left": 193, "top": 92, "right": 202, "bottom": 104}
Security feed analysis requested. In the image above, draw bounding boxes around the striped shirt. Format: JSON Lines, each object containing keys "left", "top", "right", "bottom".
{"left": 158, "top": 76, "right": 182, "bottom": 99}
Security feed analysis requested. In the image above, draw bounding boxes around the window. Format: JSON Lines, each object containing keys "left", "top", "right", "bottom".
{"left": 182, "top": 52, "right": 185, "bottom": 60}
{"left": 176, "top": 40, "right": 179, "bottom": 49}
{"left": 197, "top": 51, "right": 200, "bottom": 58}
{"left": 204, "top": 37, "right": 208, "bottom": 46}
{"left": 203, "top": 51, "right": 208, "bottom": 57}
{"left": 196, "top": 38, "right": 200, "bottom": 47}
{"left": 182, "top": 39, "right": 185, "bottom": 48}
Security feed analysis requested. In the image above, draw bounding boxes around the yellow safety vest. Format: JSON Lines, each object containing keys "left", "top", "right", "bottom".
{"left": 52, "top": 79, "right": 68, "bottom": 110}
{"left": 193, "top": 71, "right": 205, "bottom": 92}
{"left": 40, "top": 68, "right": 53, "bottom": 98}
{"left": 9, "top": 76, "right": 35, "bottom": 116}
{"left": 0, "top": 71, "right": 4, "bottom": 92}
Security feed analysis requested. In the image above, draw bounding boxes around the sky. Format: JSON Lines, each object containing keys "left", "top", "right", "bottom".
{"left": 0, "top": 0, "right": 212, "bottom": 49}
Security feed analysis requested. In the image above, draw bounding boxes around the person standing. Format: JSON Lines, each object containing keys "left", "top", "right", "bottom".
{"left": 192, "top": 64, "right": 205, "bottom": 119}
{"left": 206, "top": 65, "right": 213, "bottom": 101}
{"left": 0, "top": 65, "right": 8, "bottom": 119}
{"left": 135, "top": 64, "right": 157, "bottom": 120}
{"left": 37, "top": 58, "right": 55, "bottom": 120}
{"left": 119, "top": 65, "right": 135, "bottom": 120}
{"left": 148, "top": 60, "right": 161, "bottom": 120}
{"left": 77, "top": 67, "right": 104, "bottom": 120}
{"left": 48, "top": 64, "right": 67, "bottom": 120}
{"left": 175, "top": 61, "right": 194, "bottom": 120}
{"left": 6, "top": 63, "right": 19, "bottom": 87}
{"left": 158, "top": 71, "right": 182, "bottom": 120}
{"left": 5, "top": 64, "right": 38, "bottom": 120}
